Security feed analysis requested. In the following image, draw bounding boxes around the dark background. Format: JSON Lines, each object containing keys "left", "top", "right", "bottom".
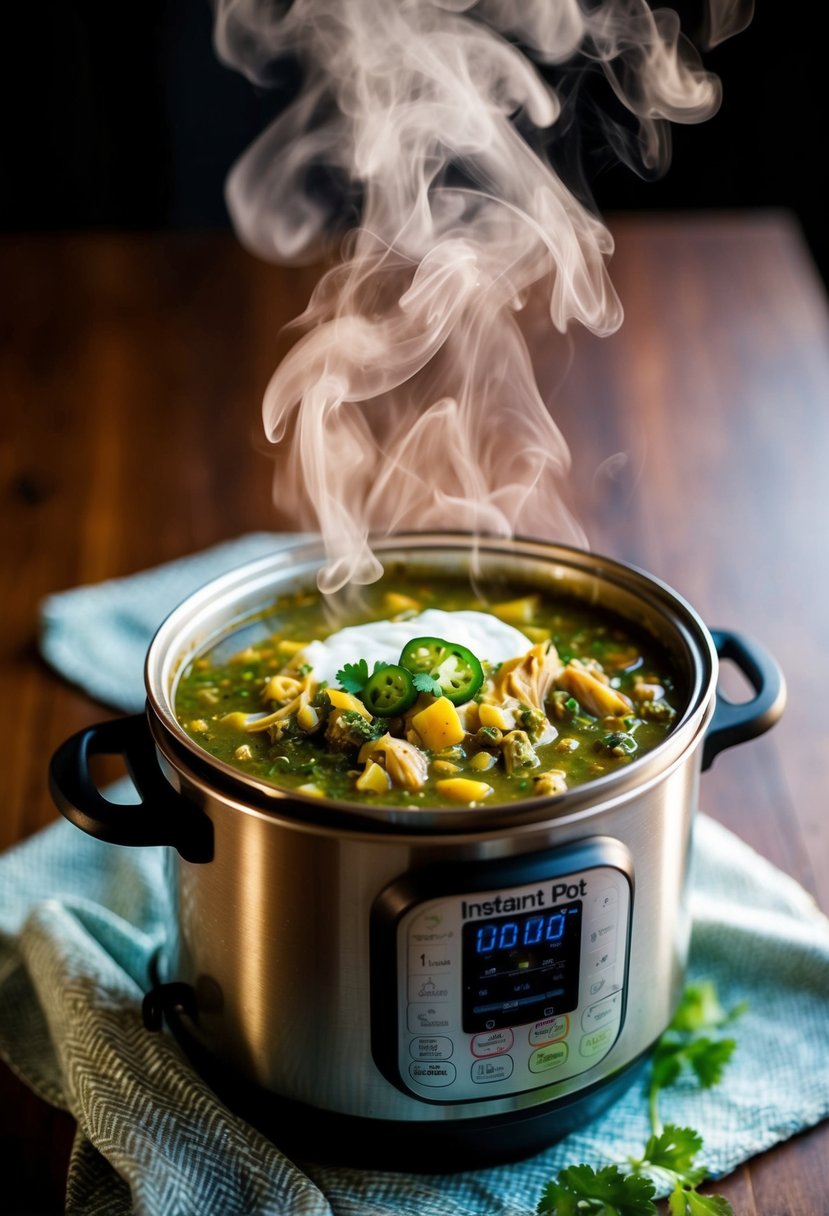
{"left": 1, "top": 0, "right": 825, "bottom": 286}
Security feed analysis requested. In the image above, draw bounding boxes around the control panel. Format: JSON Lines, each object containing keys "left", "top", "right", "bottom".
{"left": 370, "top": 839, "right": 632, "bottom": 1104}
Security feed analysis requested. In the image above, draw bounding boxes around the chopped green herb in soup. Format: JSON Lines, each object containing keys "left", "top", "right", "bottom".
{"left": 175, "top": 575, "right": 681, "bottom": 807}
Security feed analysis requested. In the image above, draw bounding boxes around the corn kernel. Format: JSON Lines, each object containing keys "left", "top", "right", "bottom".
{"left": 296, "top": 701, "right": 320, "bottom": 732}
{"left": 431, "top": 760, "right": 461, "bottom": 775}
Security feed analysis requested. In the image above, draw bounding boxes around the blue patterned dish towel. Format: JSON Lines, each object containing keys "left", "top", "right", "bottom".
{"left": 0, "top": 534, "right": 826, "bottom": 1215}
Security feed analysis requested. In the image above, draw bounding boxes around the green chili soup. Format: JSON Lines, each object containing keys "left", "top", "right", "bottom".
{"left": 174, "top": 573, "right": 681, "bottom": 808}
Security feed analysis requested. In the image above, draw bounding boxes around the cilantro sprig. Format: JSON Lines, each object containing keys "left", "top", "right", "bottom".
{"left": 537, "top": 981, "right": 745, "bottom": 1216}
{"left": 335, "top": 658, "right": 389, "bottom": 694}
{"left": 411, "top": 670, "right": 443, "bottom": 697}
{"left": 538, "top": 1163, "right": 656, "bottom": 1215}
{"left": 649, "top": 981, "right": 746, "bottom": 1133}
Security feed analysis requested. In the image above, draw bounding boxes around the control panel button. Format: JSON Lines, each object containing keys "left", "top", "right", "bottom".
{"left": 409, "top": 1061, "right": 457, "bottom": 1087}
{"left": 471, "top": 1029, "right": 514, "bottom": 1057}
{"left": 471, "top": 1056, "right": 514, "bottom": 1084}
{"left": 407, "top": 1004, "right": 452, "bottom": 1033}
{"left": 529, "top": 1015, "right": 569, "bottom": 1046}
{"left": 579, "top": 1024, "right": 616, "bottom": 1059}
{"left": 408, "top": 906, "right": 455, "bottom": 944}
{"left": 591, "top": 887, "right": 617, "bottom": 917}
{"left": 408, "top": 946, "right": 455, "bottom": 974}
{"left": 585, "top": 920, "right": 616, "bottom": 949}
{"left": 529, "top": 1041, "right": 569, "bottom": 1073}
{"left": 582, "top": 991, "right": 623, "bottom": 1032}
{"left": 410, "top": 1037, "right": 454, "bottom": 1061}
{"left": 586, "top": 970, "right": 617, "bottom": 999}
{"left": 408, "top": 974, "right": 452, "bottom": 1003}
{"left": 586, "top": 941, "right": 617, "bottom": 973}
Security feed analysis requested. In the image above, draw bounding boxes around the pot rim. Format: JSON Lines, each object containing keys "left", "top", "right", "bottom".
{"left": 144, "top": 532, "right": 719, "bottom": 833}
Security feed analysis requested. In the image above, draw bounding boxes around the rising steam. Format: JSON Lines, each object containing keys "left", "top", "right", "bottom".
{"left": 213, "top": 0, "right": 751, "bottom": 592}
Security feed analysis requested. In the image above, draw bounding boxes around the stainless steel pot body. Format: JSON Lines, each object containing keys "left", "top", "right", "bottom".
{"left": 155, "top": 739, "right": 700, "bottom": 1123}
{"left": 50, "top": 534, "right": 785, "bottom": 1155}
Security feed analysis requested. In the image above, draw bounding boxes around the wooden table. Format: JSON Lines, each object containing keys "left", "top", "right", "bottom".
{"left": 2, "top": 213, "right": 828, "bottom": 1213}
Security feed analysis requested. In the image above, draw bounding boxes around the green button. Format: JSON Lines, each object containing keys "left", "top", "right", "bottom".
{"left": 529, "top": 1041, "right": 569, "bottom": 1073}
{"left": 579, "top": 1025, "right": 615, "bottom": 1058}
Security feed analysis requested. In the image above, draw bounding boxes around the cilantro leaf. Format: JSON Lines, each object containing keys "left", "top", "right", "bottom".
{"left": 649, "top": 986, "right": 745, "bottom": 1130}
{"left": 683, "top": 1192, "right": 734, "bottom": 1216}
{"left": 669, "top": 982, "right": 746, "bottom": 1035}
{"left": 537, "top": 1163, "right": 656, "bottom": 1215}
{"left": 635, "top": 1125, "right": 704, "bottom": 1183}
{"left": 412, "top": 671, "right": 443, "bottom": 696}
{"left": 684, "top": 1037, "right": 737, "bottom": 1089}
{"left": 336, "top": 659, "right": 370, "bottom": 694}
{"left": 668, "top": 1183, "right": 734, "bottom": 1216}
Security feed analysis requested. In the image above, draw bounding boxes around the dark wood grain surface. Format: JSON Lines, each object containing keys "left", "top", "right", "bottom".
{"left": 1, "top": 212, "right": 827, "bottom": 1213}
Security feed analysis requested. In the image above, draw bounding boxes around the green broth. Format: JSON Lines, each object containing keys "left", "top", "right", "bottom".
{"left": 174, "top": 573, "right": 682, "bottom": 807}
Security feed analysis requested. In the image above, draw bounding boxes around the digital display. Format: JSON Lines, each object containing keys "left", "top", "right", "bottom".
{"left": 462, "top": 901, "right": 582, "bottom": 1033}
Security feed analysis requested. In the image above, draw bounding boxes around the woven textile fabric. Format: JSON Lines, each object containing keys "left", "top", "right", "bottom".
{"left": 1, "top": 535, "right": 826, "bottom": 1214}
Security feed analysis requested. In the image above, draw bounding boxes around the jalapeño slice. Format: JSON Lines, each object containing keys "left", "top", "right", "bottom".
{"left": 399, "top": 636, "right": 484, "bottom": 705}
{"left": 361, "top": 664, "right": 418, "bottom": 716}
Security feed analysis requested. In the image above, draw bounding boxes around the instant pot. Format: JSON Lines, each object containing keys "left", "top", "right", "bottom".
{"left": 49, "top": 535, "right": 785, "bottom": 1168}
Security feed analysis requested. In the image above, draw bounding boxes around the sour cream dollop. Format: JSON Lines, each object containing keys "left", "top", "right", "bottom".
{"left": 298, "top": 610, "right": 530, "bottom": 688}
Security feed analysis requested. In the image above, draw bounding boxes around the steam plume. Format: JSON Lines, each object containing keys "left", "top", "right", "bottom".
{"left": 213, "top": 0, "right": 749, "bottom": 592}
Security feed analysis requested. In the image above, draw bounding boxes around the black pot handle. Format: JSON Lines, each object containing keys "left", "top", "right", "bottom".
{"left": 702, "top": 629, "right": 786, "bottom": 771}
{"left": 49, "top": 712, "right": 213, "bottom": 862}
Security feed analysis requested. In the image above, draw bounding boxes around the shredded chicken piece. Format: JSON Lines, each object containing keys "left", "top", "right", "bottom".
{"left": 244, "top": 687, "right": 312, "bottom": 732}
{"left": 364, "top": 733, "right": 429, "bottom": 790}
{"left": 501, "top": 729, "right": 540, "bottom": 774}
{"left": 262, "top": 674, "right": 304, "bottom": 704}
{"left": 534, "top": 769, "right": 568, "bottom": 797}
{"left": 556, "top": 661, "right": 632, "bottom": 718}
{"left": 489, "top": 642, "right": 563, "bottom": 715}
{"left": 632, "top": 678, "right": 665, "bottom": 703}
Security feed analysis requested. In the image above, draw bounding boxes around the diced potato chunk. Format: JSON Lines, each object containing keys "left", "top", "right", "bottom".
{"left": 470, "top": 751, "right": 497, "bottom": 771}
{"left": 435, "top": 777, "right": 494, "bottom": 803}
{"left": 523, "top": 626, "right": 551, "bottom": 644}
{"left": 276, "top": 639, "right": 308, "bottom": 656}
{"left": 297, "top": 782, "right": 324, "bottom": 797}
{"left": 383, "top": 591, "right": 421, "bottom": 614}
{"left": 234, "top": 743, "right": 253, "bottom": 761}
{"left": 411, "top": 697, "right": 465, "bottom": 750}
{"left": 478, "top": 702, "right": 515, "bottom": 731}
{"left": 491, "top": 594, "right": 540, "bottom": 624}
{"left": 356, "top": 760, "right": 392, "bottom": 793}
{"left": 325, "top": 688, "right": 373, "bottom": 720}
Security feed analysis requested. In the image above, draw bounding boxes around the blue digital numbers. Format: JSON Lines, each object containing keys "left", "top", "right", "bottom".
{"left": 475, "top": 911, "right": 567, "bottom": 954}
